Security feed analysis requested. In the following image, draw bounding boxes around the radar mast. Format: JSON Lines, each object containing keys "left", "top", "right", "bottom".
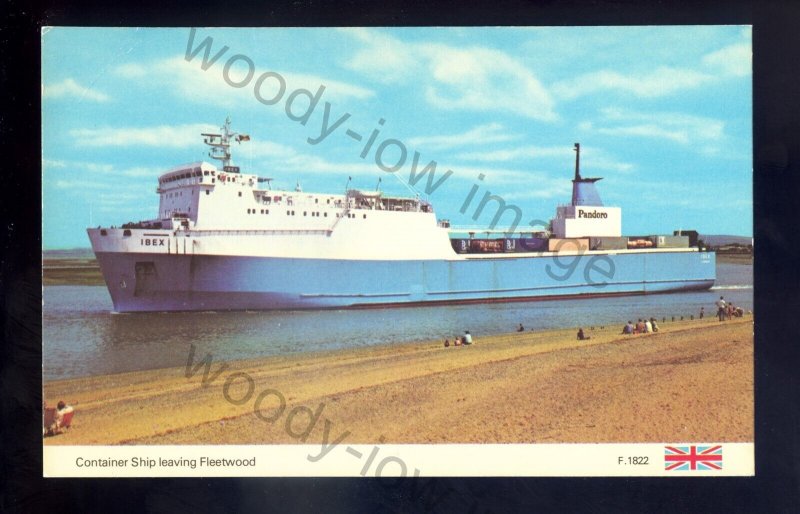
{"left": 202, "top": 117, "right": 249, "bottom": 173}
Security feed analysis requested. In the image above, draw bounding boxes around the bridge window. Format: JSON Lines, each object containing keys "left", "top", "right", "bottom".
{"left": 123, "top": 229, "right": 132, "bottom": 236}
{"left": 363, "top": 214, "right": 367, "bottom": 219}
{"left": 206, "top": 190, "right": 210, "bottom": 195}
{"left": 324, "top": 213, "right": 327, "bottom": 217}
{"left": 238, "top": 192, "right": 242, "bottom": 197}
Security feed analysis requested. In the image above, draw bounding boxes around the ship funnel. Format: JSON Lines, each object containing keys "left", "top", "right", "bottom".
{"left": 570, "top": 142, "right": 604, "bottom": 206}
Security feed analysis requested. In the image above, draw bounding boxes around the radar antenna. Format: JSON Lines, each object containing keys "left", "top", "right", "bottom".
{"left": 202, "top": 116, "right": 249, "bottom": 173}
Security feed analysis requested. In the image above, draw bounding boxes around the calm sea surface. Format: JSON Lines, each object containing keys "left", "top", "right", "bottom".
{"left": 43, "top": 262, "right": 752, "bottom": 380}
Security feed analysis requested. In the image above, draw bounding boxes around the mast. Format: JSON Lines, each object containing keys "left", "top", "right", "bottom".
{"left": 574, "top": 142, "right": 581, "bottom": 181}
{"left": 202, "top": 116, "right": 249, "bottom": 172}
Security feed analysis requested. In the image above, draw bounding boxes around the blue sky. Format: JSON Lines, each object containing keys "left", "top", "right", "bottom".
{"left": 42, "top": 26, "right": 752, "bottom": 248}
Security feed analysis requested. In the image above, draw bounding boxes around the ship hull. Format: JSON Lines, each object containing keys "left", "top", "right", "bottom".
{"left": 94, "top": 250, "right": 716, "bottom": 312}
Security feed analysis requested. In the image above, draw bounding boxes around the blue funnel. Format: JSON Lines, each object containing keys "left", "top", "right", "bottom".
{"left": 571, "top": 143, "right": 604, "bottom": 206}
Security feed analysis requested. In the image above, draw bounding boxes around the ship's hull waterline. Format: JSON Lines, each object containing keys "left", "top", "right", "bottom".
{"left": 94, "top": 250, "right": 715, "bottom": 312}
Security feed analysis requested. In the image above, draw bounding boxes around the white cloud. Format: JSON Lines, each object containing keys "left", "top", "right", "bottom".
{"left": 553, "top": 67, "right": 713, "bottom": 100}
{"left": 455, "top": 144, "right": 635, "bottom": 174}
{"left": 42, "top": 78, "right": 110, "bottom": 102}
{"left": 53, "top": 179, "right": 114, "bottom": 190}
{"left": 69, "top": 123, "right": 218, "bottom": 148}
{"left": 421, "top": 44, "right": 556, "bottom": 121}
{"left": 342, "top": 30, "right": 557, "bottom": 121}
{"left": 702, "top": 43, "right": 751, "bottom": 77}
{"left": 456, "top": 145, "right": 570, "bottom": 163}
{"left": 43, "top": 159, "right": 68, "bottom": 169}
{"left": 117, "top": 56, "right": 374, "bottom": 108}
{"left": 586, "top": 107, "right": 725, "bottom": 148}
{"left": 341, "top": 28, "right": 419, "bottom": 84}
{"left": 114, "top": 63, "right": 148, "bottom": 78}
{"left": 407, "top": 123, "right": 519, "bottom": 150}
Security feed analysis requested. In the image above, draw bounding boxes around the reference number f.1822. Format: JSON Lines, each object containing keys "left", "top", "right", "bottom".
{"left": 618, "top": 456, "right": 649, "bottom": 465}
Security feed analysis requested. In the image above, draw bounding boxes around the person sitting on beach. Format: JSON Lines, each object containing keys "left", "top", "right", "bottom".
{"left": 644, "top": 319, "right": 653, "bottom": 333}
{"left": 56, "top": 401, "right": 73, "bottom": 426}
{"left": 650, "top": 318, "right": 659, "bottom": 332}
{"left": 454, "top": 336, "right": 462, "bottom": 346}
{"left": 577, "top": 328, "right": 590, "bottom": 341}
{"left": 517, "top": 323, "right": 524, "bottom": 332}
{"left": 444, "top": 339, "right": 450, "bottom": 348}
{"left": 463, "top": 331, "right": 473, "bottom": 345}
{"left": 635, "top": 319, "right": 645, "bottom": 334}
{"left": 622, "top": 321, "right": 634, "bottom": 335}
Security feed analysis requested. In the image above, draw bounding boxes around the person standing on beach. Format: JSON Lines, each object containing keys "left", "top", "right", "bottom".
{"left": 700, "top": 306, "right": 704, "bottom": 319}
{"left": 716, "top": 296, "right": 727, "bottom": 321}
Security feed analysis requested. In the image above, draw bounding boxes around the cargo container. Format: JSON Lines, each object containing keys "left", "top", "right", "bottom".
{"left": 548, "top": 238, "right": 590, "bottom": 252}
{"left": 450, "top": 238, "right": 470, "bottom": 254}
{"left": 470, "top": 239, "right": 504, "bottom": 253}
{"left": 589, "top": 236, "right": 628, "bottom": 250}
{"left": 503, "top": 238, "right": 519, "bottom": 252}
{"left": 674, "top": 230, "right": 699, "bottom": 247}
{"left": 518, "top": 237, "right": 548, "bottom": 251}
{"left": 627, "top": 238, "right": 654, "bottom": 249}
{"left": 651, "top": 235, "right": 689, "bottom": 248}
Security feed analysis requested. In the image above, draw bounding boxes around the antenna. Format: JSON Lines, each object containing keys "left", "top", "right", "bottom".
{"left": 203, "top": 116, "right": 249, "bottom": 172}
{"left": 573, "top": 142, "right": 581, "bottom": 181}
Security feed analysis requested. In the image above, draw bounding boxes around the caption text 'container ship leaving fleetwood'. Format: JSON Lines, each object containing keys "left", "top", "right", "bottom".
{"left": 87, "top": 119, "right": 715, "bottom": 312}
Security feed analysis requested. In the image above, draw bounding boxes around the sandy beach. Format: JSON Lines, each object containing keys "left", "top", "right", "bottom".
{"left": 43, "top": 317, "right": 753, "bottom": 445}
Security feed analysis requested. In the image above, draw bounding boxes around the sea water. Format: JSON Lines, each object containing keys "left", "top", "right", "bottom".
{"left": 43, "top": 262, "right": 752, "bottom": 380}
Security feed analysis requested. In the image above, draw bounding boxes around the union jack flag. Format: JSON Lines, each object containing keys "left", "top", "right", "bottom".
{"left": 664, "top": 445, "right": 723, "bottom": 470}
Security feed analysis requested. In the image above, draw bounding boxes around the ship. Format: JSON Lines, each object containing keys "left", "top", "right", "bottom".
{"left": 87, "top": 119, "right": 715, "bottom": 312}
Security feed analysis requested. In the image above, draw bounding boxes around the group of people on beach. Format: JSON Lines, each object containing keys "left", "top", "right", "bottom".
{"left": 621, "top": 318, "right": 660, "bottom": 335}
{"left": 444, "top": 330, "right": 473, "bottom": 348}
{"left": 715, "top": 296, "right": 744, "bottom": 321}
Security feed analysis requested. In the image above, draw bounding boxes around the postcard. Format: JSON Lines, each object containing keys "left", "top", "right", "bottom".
{"left": 42, "top": 26, "right": 753, "bottom": 479}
